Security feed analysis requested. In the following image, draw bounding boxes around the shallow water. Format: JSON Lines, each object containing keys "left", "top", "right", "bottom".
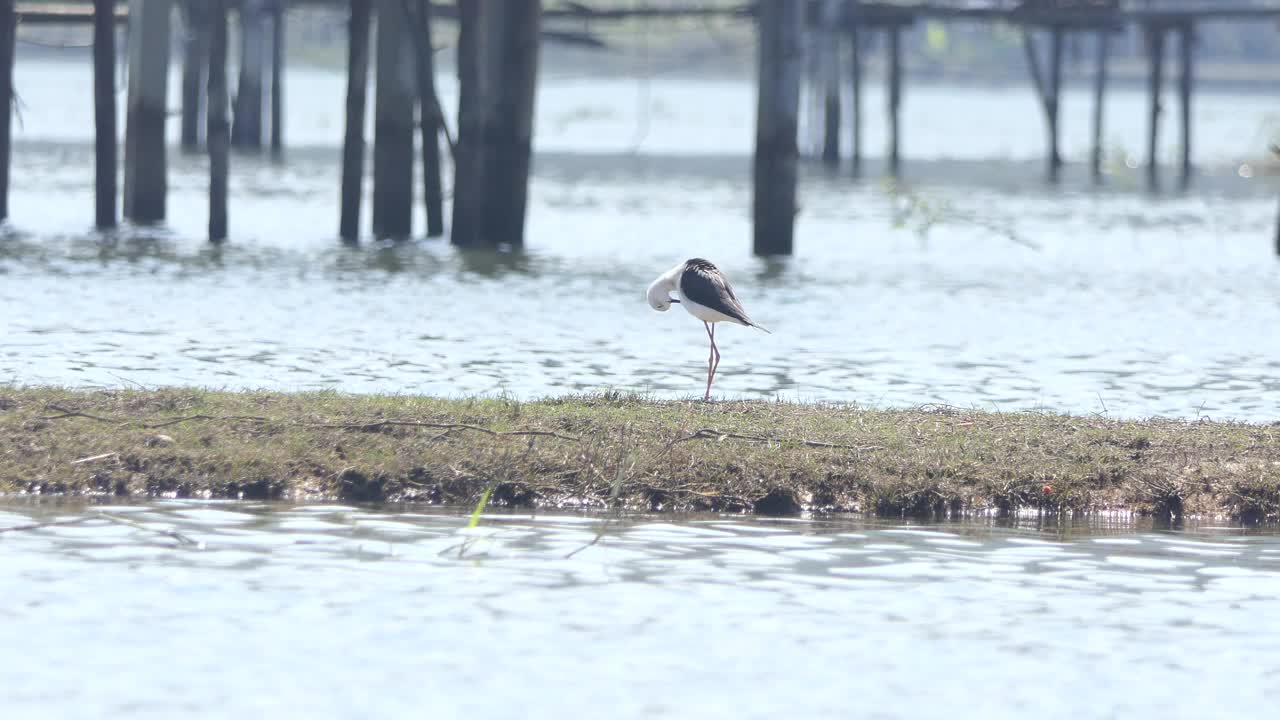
{"left": 1, "top": 500, "right": 1278, "bottom": 719}
{"left": 3, "top": 58, "right": 1280, "bottom": 418}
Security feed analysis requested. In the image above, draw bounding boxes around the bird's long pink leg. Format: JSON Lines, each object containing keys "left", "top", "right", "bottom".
{"left": 710, "top": 324, "right": 721, "bottom": 390}
{"left": 703, "top": 322, "right": 715, "bottom": 401}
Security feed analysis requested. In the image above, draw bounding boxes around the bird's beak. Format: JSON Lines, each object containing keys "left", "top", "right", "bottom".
{"left": 669, "top": 298, "right": 680, "bottom": 303}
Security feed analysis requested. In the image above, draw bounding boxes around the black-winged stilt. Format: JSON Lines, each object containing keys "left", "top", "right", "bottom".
{"left": 647, "top": 258, "right": 770, "bottom": 401}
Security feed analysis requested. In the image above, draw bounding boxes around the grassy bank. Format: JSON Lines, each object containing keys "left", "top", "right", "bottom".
{"left": 2, "top": 387, "right": 1278, "bottom": 521}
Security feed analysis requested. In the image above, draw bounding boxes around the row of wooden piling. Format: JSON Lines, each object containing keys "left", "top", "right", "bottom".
{"left": 0, "top": 1, "right": 1273, "bottom": 258}
{"left": 795, "top": 6, "right": 1197, "bottom": 189}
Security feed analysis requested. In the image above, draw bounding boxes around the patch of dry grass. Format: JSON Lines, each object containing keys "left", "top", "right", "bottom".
{"left": 2, "top": 386, "right": 1278, "bottom": 521}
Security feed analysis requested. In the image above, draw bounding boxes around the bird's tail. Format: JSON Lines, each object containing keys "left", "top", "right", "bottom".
{"left": 748, "top": 320, "right": 771, "bottom": 334}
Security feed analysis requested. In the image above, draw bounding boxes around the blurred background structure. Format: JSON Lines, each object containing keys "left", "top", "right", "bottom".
{"left": 4, "top": 0, "right": 1280, "bottom": 253}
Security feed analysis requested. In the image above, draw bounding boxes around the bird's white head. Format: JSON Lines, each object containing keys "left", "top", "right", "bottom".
{"left": 646, "top": 265, "right": 681, "bottom": 312}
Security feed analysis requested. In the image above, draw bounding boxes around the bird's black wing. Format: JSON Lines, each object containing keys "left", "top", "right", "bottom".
{"left": 680, "top": 259, "right": 753, "bottom": 325}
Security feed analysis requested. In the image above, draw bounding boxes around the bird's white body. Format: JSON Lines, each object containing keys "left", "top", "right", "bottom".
{"left": 646, "top": 263, "right": 746, "bottom": 325}
{"left": 646, "top": 258, "right": 768, "bottom": 401}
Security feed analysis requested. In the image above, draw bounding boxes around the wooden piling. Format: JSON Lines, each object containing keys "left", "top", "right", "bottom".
{"left": 372, "top": 0, "right": 416, "bottom": 240}
{"left": 208, "top": 0, "right": 229, "bottom": 242}
{"left": 93, "top": 0, "right": 117, "bottom": 229}
{"left": 180, "top": 0, "right": 209, "bottom": 152}
{"left": 887, "top": 24, "right": 901, "bottom": 173}
{"left": 803, "top": 25, "right": 821, "bottom": 157}
{"left": 1145, "top": 24, "right": 1164, "bottom": 189}
{"left": 820, "top": 0, "right": 840, "bottom": 167}
{"left": 752, "top": 0, "right": 802, "bottom": 256}
{"left": 1047, "top": 25, "right": 1063, "bottom": 180}
{"left": 270, "top": 0, "right": 284, "bottom": 155}
{"left": 339, "top": 0, "right": 372, "bottom": 243}
{"left": 232, "top": 0, "right": 265, "bottom": 150}
{"left": 0, "top": 0, "right": 15, "bottom": 224}
{"left": 1177, "top": 21, "right": 1193, "bottom": 187}
{"left": 450, "top": 0, "right": 482, "bottom": 245}
{"left": 849, "top": 26, "right": 862, "bottom": 173}
{"left": 407, "top": 0, "right": 445, "bottom": 237}
{"left": 452, "top": 0, "right": 543, "bottom": 249}
{"left": 481, "top": 0, "right": 541, "bottom": 248}
{"left": 1090, "top": 29, "right": 1109, "bottom": 182}
{"left": 123, "top": 0, "right": 172, "bottom": 225}
{"left": 1023, "top": 27, "right": 1062, "bottom": 181}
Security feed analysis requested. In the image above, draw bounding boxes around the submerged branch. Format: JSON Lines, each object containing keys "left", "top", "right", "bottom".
{"left": 42, "top": 404, "right": 580, "bottom": 442}
{"left": 669, "top": 428, "right": 881, "bottom": 453}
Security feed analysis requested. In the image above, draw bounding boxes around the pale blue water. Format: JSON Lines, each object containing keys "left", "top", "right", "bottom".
{"left": 1, "top": 500, "right": 1278, "bottom": 719}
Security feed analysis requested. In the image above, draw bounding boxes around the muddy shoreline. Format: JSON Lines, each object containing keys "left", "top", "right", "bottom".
{"left": 2, "top": 387, "right": 1277, "bottom": 521}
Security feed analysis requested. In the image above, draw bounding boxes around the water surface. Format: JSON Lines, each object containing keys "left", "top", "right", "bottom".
{"left": 2, "top": 500, "right": 1278, "bottom": 718}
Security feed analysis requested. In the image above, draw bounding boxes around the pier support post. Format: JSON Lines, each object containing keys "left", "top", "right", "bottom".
{"left": 452, "top": 0, "right": 543, "bottom": 249}
{"left": 208, "top": 0, "right": 229, "bottom": 242}
{"left": 232, "top": 0, "right": 266, "bottom": 151}
{"left": 484, "top": 0, "right": 541, "bottom": 248}
{"left": 180, "top": 0, "right": 209, "bottom": 152}
{"left": 1090, "top": 30, "right": 1109, "bottom": 183}
{"left": 752, "top": 0, "right": 802, "bottom": 256}
{"left": 270, "top": 0, "right": 284, "bottom": 155}
{"left": 1145, "top": 24, "right": 1164, "bottom": 189}
{"left": 1177, "top": 21, "right": 1193, "bottom": 187}
{"left": 124, "top": 0, "right": 172, "bottom": 224}
{"left": 0, "top": 0, "right": 10, "bottom": 224}
{"left": 406, "top": 0, "right": 445, "bottom": 237}
{"left": 1023, "top": 27, "right": 1062, "bottom": 181}
{"left": 339, "top": 0, "right": 372, "bottom": 243}
{"left": 849, "top": 26, "right": 862, "bottom": 173}
{"left": 887, "top": 24, "right": 901, "bottom": 174}
{"left": 372, "top": 0, "right": 415, "bottom": 240}
{"left": 802, "top": 23, "right": 820, "bottom": 157}
{"left": 93, "top": 0, "right": 117, "bottom": 229}
{"left": 820, "top": 0, "right": 840, "bottom": 167}
{"left": 1047, "top": 25, "right": 1063, "bottom": 180}
{"left": 451, "top": 0, "right": 481, "bottom": 245}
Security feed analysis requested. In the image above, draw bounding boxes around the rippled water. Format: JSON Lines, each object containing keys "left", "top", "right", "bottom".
{"left": 2, "top": 500, "right": 1279, "bottom": 718}
{"left": 2, "top": 58, "right": 1279, "bottom": 418}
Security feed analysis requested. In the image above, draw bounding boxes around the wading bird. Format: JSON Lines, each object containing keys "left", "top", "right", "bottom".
{"left": 647, "top": 258, "right": 770, "bottom": 401}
